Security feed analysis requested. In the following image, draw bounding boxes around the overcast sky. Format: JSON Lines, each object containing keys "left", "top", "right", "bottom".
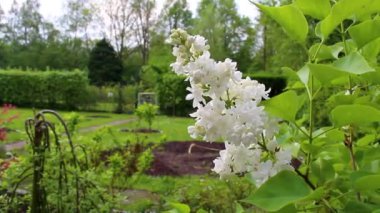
{"left": 1, "top": 0, "right": 259, "bottom": 22}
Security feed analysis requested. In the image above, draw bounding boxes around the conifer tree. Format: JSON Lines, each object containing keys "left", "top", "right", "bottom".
{"left": 88, "top": 38, "right": 123, "bottom": 86}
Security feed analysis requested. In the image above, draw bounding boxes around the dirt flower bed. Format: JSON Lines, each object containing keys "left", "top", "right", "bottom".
{"left": 147, "top": 141, "right": 224, "bottom": 176}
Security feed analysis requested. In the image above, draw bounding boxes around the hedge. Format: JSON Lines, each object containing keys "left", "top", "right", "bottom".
{"left": 245, "top": 72, "right": 287, "bottom": 97}
{"left": 0, "top": 69, "right": 88, "bottom": 109}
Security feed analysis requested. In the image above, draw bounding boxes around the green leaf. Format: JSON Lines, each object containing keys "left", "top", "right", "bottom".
{"left": 333, "top": 52, "right": 375, "bottom": 75}
{"left": 294, "top": 0, "right": 330, "bottom": 20}
{"left": 165, "top": 202, "right": 190, "bottom": 213}
{"left": 307, "top": 63, "right": 347, "bottom": 85}
{"left": 328, "top": 94, "right": 356, "bottom": 106}
{"left": 275, "top": 204, "right": 297, "bottom": 213}
{"left": 343, "top": 201, "right": 374, "bottom": 213}
{"left": 362, "top": 38, "right": 380, "bottom": 66}
{"left": 362, "top": 68, "right": 380, "bottom": 84}
{"left": 296, "top": 65, "right": 310, "bottom": 85}
{"left": 324, "top": 129, "right": 345, "bottom": 144}
{"left": 255, "top": 3, "right": 308, "bottom": 42}
{"left": 349, "top": 20, "right": 380, "bottom": 48}
{"left": 300, "top": 187, "right": 325, "bottom": 202}
{"left": 263, "top": 91, "right": 304, "bottom": 122}
{"left": 331, "top": 104, "right": 380, "bottom": 127}
{"left": 333, "top": 40, "right": 358, "bottom": 55}
{"left": 244, "top": 171, "right": 312, "bottom": 212}
{"left": 354, "top": 0, "right": 380, "bottom": 21}
{"left": 319, "top": 0, "right": 377, "bottom": 39}
{"left": 235, "top": 201, "right": 245, "bottom": 213}
{"left": 355, "top": 175, "right": 380, "bottom": 190}
{"left": 311, "top": 159, "right": 335, "bottom": 184}
{"left": 308, "top": 43, "right": 343, "bottom": 61}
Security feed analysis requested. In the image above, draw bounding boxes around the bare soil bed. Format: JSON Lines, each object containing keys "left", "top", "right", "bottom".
{"left": 120, "top": 128, "right": 161, "bottom": 133}
{"left": 146, "top": 141, "right": 224, "bottom": 176}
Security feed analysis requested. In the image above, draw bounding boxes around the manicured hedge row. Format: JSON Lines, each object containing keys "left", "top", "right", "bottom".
{"left": 0, "top": 69, "right": 88, "bottom": 109}
{"left": 245, "top": 72, "right": 287, "bottom": 97}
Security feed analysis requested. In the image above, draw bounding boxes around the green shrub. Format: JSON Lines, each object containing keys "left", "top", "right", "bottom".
{"left": 0, "top": 69, "right": 88, "bottom": 109}
{"left": 156, "top": 73, "right": 192, "bottom": 116}
{"left": 1, "top": 110, "right": 115, "bottom": 212}
{"left": 135, "top": 103, "right": 159, "bottom": 130}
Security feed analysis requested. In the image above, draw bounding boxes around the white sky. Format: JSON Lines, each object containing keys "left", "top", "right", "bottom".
{"left": 0, "top": 0, "right": 259, "bottom": 22}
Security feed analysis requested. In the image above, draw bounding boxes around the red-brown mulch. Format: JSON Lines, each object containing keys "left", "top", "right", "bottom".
{"left": 146, "top": 141, "right": 225, "bottom": 176}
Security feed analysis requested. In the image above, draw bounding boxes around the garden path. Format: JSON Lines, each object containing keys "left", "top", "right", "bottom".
{"left": 4, "top": 118, "right": 137, "bottom": 151}
{"left": 78, "top": 118, "right": 136, "bottom": 133}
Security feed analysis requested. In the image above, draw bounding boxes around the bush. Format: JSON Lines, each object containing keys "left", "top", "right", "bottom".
{"left": 156, "top": 73, "right": 193, "bottom": 116}
{"left": 0, "top": 69, "right": 88, "bottom": 109}
{"left": 135, "top": 103, "right": 159, "bottom": 130}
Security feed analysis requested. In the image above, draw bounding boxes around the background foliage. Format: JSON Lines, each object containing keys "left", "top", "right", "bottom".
{"left": 0, "top": 69, "right": 88, "bottom": 109}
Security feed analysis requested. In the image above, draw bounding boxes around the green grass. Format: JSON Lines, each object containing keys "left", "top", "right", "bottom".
{"left": 3, "top": 108, "right": 135, "bottom": 143}
{"left": 69, "top": 115, "right": 196, "bottom": 151}
{"left": 117, "top": 116, "right": 195, "bottom": 142}
{"left": 3, "top": 107, "right": 195, "bottom": 145}
{"left": 85, "top": 102, "right": 135, "bottom": 113}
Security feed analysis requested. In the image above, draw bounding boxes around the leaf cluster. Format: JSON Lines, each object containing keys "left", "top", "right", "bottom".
{"left": 245, "top": 0, "right": 380, "bottom": 211}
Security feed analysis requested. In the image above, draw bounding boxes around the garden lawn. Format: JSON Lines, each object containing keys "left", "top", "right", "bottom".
{"left": 117, "top": 115, "right": 195, "bottom": 142}
{"left": 4, "top": 108, "right": 195, "bottom": 146}
{"left": 4, "top": 108, "right": 135, "bottom": 143}
{"left": 71, "top": 115, "right": 196, "bottom": 151}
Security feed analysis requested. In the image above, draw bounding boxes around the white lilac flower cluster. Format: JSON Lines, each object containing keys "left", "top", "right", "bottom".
{"left": 167, "top": 29, "right": 293, "bottom": 186}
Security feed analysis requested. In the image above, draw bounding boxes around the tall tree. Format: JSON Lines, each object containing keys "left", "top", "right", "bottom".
{"left": 0, "top": 4, "right": 5, "bottom": 40}
{"left": 104, "top": 0, "right": 134, "bottom": 59}
{"left": 195, "top": 0, "right": 225, "bottom": 59}
{"left": 195, "top": 0, "right": 256, "bottom": 71}
{"left": 58, "top": 0, "right": 96, "bottom": 69}
{"left": 88, "top": 38, "right": 123, "bottom": 86}
{"left": 61, "top": 0, "right": 96, "bottom": 47}
{"left": 0, "top": 4, "right": 4, "bottom": 24}
{"left": 0, "top": 3, "right": 6, "bottom": 69}
{"left": 19, "top": 0, "right": 43, "bottom": 44}
{"left": 159, "top": 0, "right": 193, "bottom": 34}
{"left": 132, "top": 0, "right": 156, "bottom": 65}
{"left": 4, "top": 0, "right": 21, "bottom": 43}
{"left": 252, "top": 0, "right": 307, "bottom": 73}
{"left": 40, "top": 21, "right": 60, "bottom": 42}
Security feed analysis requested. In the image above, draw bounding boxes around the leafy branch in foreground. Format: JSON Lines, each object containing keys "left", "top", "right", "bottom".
{"left": 168, "top": 29, "right": 294, "bottom": 186}
{"left": 167, "top": 0, "right": 380, "bottom": 211}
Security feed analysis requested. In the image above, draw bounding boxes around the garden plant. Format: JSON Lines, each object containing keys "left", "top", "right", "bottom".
{"left": 0, "top": 104, "right": 18, "bottom": 143}
{"left": 168, "top": 0, "right": 380, "bottom": 211}
{"left": 3, "top": 110, "right": 117, "bottom": 212}
{"left": 0, "top": 0, "right": 379, "bottom": 212}
{"left": 0, "top": 108, "right": 164, "bottom": 212}
{"left": 135, "top": 103, "right": 159, "bottom": 131}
